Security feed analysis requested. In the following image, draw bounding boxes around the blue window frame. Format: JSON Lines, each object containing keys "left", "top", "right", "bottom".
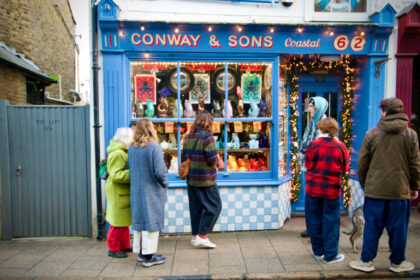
{"left": 128, "top": 54, "right": 289, "bottom": 187}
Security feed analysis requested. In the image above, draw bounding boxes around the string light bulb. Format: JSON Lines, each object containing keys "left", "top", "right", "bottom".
{"left": 297, "top": 26, "right": 303, "bottom": 33}
{"left": 238, "top": 26, "right": 243, "bottom": 32}
{"left": 140, "top": 26, "right": 145, "bottom": 31}
{"left": 329, "top": 31, "right": 334, "bottom": 36}
{"left": 144, "top": 53, "right": 150, "bottom": 58}
{"left": 174, "top": 27, "right": 180, "bottom": 33}
{"left": 270, "top": 27, "right": 275, "bottom": 33}
{"left": 208, "top": 26, "right": 213, "bottom": 32}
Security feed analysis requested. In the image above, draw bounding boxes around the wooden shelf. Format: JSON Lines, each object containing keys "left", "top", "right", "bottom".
{"left": 217, "top": 148, "right": 269, "bottom": 153}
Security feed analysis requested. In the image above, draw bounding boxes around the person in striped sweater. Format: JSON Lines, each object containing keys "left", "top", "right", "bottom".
{"left": 182, "top": 111, "right": 221, "bottom": 248}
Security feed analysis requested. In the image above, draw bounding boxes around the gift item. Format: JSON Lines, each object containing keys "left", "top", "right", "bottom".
{"left": 168, "top": 156, "right": 178, "bottom": 173}
{"left": 258, "top": 99, "right": 267, "bottom": 117}
{"left": 159, "top": 86, "right": 172, "bottom": 98}
{"left": 231, "top": 133, "right": 240, "bottom": 149}
{"left": 222, "top": 100, "right": 233, "bottom": 118}
{"left": 236, "top": 86, "right": 245, "bottom": 117}
{"left": 183, "top": 99, "right": 194, "bottom": 118}
{"left": 237, "top": 157, "right": 247, "bottom": 172}
{"left": 157, "top": 97, "right": 169, "bottom": 117}
{"left": 169, "top": 134, "right": 177, "bottom": 149}
{"left": 228, "top": 155, "right": 238, "bottom": 172}
{"left": 160, "top": 141, "right": 169, "bottom": 150}
{"left": 249, "top": 140, "right": 259, "bottom": 149}
{"left": 196, "top": 86, "right": 206, "bottom": 112}
{"left": 145, "top": 99, "right": 155, "bottom": 118}
{"left": 217, "top": 154, "right": 225, "bottom": 171}
{"left": 248, "top": 100, "right": 260, "bottom": 118}
{"left": 211, "top": 99, "right": 222, "bottom": 117}
{"left": 258, "top": 157, "right": 267, "bottom": 170}
{"left": 248, "top": 158, "right": 262, "bottom": 171}
{"left": 137, "top": 101, "right": 144, "bottom": 117}
{"left": 258, "top": 130, "right": 269, "bottom": 148}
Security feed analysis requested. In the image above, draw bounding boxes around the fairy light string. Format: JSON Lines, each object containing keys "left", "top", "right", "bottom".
{"left": 284, "top": 56, "right": 354, "bottom": 207}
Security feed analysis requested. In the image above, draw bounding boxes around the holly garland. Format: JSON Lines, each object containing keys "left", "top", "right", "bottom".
{"left": 283, "top": 56, "right": 354, "bottom": 207}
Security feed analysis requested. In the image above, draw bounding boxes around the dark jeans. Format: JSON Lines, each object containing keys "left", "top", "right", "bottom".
{"left": 305, "top": 195, "right": 340, "bottom": 262}
{"left": 361, "top": 197, "right": 410, "bottom": 264}
{"left": 187, "top": 185, "right": 222, "bottom": 236}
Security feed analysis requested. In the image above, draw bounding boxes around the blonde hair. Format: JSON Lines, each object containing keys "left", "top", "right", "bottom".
{"left": 317, "top": 117, "right": 339, "bottom": 138}
{"left": 133, "top": 118, "right": 158, "bottom": 147}
{"left": 112, "top": 127, "right": 134, "bottom": 146}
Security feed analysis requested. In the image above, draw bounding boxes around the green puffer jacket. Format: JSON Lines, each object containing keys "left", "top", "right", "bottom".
{"left": 358, "top": 113, "right": 420, "bottom": 200}
{"left": 105, "top": 140, "right": 131, "bottom": 227}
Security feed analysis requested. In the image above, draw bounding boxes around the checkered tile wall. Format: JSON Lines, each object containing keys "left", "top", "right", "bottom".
{"left": 162, "top": 181, "right": 292, "bottom": 233}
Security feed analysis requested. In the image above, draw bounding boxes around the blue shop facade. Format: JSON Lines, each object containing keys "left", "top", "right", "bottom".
{"left": 97, "top": 0, "right": 395, "bottom": 233}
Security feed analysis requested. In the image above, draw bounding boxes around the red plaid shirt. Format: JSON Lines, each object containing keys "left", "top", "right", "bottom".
{"left": 305, "top": 137, "right": 350, "bottom": 199}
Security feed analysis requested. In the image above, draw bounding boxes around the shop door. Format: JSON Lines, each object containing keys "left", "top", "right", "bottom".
{"left": 0, "top": 101, "right": 91, "bottom": 239}
{"left": 292, "top": 77, "right": 341, "bottom": 212}
{"left": 411, "top": 55, "right": 420, "bottom": 207}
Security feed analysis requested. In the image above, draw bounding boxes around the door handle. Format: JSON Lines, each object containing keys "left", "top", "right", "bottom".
{"left": 16, "top": 165, "right": 22, "bottom": 176}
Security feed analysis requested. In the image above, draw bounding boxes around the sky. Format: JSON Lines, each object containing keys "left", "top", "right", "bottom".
{"left": 68, "top": 0, "right": 91, "bottom": 103}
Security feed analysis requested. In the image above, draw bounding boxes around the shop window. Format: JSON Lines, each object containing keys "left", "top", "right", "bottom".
{"left": 314, "top": 0, "right": 366, "bottom": 13}
{"left": 130, "top": 60, "right": 288, "bottom": 184}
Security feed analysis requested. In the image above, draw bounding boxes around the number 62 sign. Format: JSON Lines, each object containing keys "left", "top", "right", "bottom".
{"left": 334, "top": 34, "right": 366, "bottom": 52}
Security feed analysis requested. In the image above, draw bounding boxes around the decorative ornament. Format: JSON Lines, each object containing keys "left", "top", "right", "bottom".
{"left": 283, "top": 56, "right": 355, "bottom": 208}
{"left": 158, "top": 86, "right": 172, "bottom": 98}
{"left": 145, "top": 99, "right": 155, "bottom": 118}
{"left": 236, "top": 86, "right": 245, "bottom": 117}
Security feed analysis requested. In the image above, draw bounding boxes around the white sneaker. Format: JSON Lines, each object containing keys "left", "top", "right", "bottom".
{"left": 324, "top": 253, "right": 345, "bottom": 264}
{"left": 313, "top": 254, "right": 324, "bottom": 260}
{"left": 349, "top": 259, "right": 375, "bottom": 272}
{"left": 389, "top": 260, "right": 415, "bottom": 273}
{"left": 191, "top": 236, "right": 198, "bottom": 246}
{"left": 192, "top": 236, "right": 216, "bottom": 248}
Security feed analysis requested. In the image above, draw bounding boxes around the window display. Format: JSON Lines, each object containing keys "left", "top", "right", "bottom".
{"left": 130, "top": 60, "right": 288, "bottom": 182}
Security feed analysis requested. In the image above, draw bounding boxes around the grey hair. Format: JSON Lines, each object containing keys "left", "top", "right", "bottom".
{"left": 112, "top": 127, "right": 134, "bottom": 146}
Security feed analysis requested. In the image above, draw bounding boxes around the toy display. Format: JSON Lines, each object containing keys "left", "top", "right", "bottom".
{"left": 227, "top": 155, "right": 238, "bottom": 172}
{"left": 157, "top": 97, "right": 169, "bottom": 117}
{"left": 222, "top": 100, "right": 233, "bottom": 118}
{"left": 236, "top": 86, "right": 245, "bottom": 117}
{"left": 211, "top": 99, "right": 222, "bottom": 117}
{"left": 183, "top": 99, "right": 194, "bottom": 118}
{"left": 217, "top": 154, "right": 225, "bottom": 171}
{"left": 248, "top": 100, "right": 259, "bottom": 118}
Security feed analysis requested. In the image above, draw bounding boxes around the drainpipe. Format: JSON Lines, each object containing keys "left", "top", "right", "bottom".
{"left": 91, "top": 0, "right": 104, "bottom": 241}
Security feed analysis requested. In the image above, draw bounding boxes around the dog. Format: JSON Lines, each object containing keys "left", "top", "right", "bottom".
{"left": 343, "top": 205, "right": 365, "bottom": 253}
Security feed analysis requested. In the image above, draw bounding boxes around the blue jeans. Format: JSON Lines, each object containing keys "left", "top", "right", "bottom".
{"left": 305, "top": 195, "right": 341, "bottom": 261}
{"left": 361, "top": 197, "right": 410, "bottom": 264}
{"left": 187, "top": 185, "right": 222, "bottom": 235}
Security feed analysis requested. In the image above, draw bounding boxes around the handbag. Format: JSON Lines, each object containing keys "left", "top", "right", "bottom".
{"left": 178, "top": 131, "right": 203, "bottom": 180}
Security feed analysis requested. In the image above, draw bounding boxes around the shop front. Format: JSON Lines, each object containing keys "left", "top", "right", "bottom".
{"left": 97, "top": 0, "right": 395, "bottom": 233}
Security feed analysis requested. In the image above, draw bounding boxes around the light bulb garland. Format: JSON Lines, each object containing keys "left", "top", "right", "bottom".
{"left": 283, "top": 56, "right": 354, "bottom": 208}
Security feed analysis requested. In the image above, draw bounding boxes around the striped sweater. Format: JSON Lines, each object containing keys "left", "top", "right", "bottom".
{"left": 181, "top": 129, "right": 218, "bottom": 187}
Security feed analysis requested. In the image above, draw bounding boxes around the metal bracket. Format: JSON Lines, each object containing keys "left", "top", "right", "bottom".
{"left": 374, "top": 57, "right": 391, "bottom": 78}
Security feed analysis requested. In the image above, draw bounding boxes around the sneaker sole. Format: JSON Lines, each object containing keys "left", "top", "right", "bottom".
{"left": 350, "top": 264, "right": 375, "bottom": 272}
{"left": 389, "top": 267, "right": 414, "bottom": 273}
{"left": 142, "top": 259, "right": 166, "bottom": 267}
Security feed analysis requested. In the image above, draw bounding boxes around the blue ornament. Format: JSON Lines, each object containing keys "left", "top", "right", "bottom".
{"left": 159, "top": 86, "right": 171, "bottom": 98}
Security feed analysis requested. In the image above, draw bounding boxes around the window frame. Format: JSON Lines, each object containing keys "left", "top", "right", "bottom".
{"left": 127, "top": 54, "right": 290, "bottom": 187}
{"left": 304, "top": 0, "right": 370, "bottom": 22}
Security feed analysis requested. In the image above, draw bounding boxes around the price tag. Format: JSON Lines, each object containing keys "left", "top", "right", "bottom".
{"left": 350, "top": 35, "right": 366, "bottom": 52}
{"left": 333, "top": 35, "right": 349, "bottom": 51}
{"left": 212, "top": 122, "right": 221, "bottom": 133}
{"left": 165, "top": 122, "right": 174, "bottom": 133}
{"left": 234, "top": 122, "right": 243, "bottom": 133}
{"left": 253, "top": 121, "right": 262, "bottom": 132}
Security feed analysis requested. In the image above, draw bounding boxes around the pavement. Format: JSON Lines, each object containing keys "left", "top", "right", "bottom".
{"left": 1, "top": 210, "right": 420, "bottom": 280}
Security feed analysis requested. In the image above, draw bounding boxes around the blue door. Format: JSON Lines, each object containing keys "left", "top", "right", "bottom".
{"left": 292, "top": 76, "right": 341, "bottom": 212}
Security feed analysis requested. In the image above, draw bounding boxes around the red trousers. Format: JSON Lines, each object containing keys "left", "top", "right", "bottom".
{"left": 107, "top": 225, "right": 131, "bottom": 252}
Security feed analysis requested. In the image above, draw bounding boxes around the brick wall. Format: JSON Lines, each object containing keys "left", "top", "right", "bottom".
{"left": 0, "top": 66, "right": 26, "bottom": 105}
{"left": 0, "top": 0, "right": 76, "bottom": 103}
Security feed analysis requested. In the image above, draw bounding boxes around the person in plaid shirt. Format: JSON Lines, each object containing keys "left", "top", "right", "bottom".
{"left": 305, "top": 117, "right": 349, "bottom": 264}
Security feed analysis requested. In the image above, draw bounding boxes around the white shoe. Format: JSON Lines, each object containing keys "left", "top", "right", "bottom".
{"left": 349, "top": 259, "right": 375, "bottom": 272}
{"left": 324, "top": 253, "right": 345, "bottom": 264}
{"left": 191, "top": 236, "right": 198, "bottom": 246}
{"left": 389, "top": 260, "right": 415, "bottom": 273}
{"left": 192, "top": 236, "right": 216, "bottom": 248}
{"left": 313, "top": 254, "right": 324, "bottom": 260}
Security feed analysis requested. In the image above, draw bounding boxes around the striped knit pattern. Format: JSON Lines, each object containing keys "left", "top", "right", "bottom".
{"left": 182, "top": 129, "right": 218, "bottom": 187}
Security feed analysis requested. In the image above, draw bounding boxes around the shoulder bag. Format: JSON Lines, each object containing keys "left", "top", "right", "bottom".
{"left": 178, "top": 131, "right": 203, "bottom": 180}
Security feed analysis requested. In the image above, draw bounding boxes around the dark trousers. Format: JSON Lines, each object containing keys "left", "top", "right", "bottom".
{"left": 361, "top": 197, "right": 410, "bottom": 264}
{"left": 305, "top": 195, "right": 341, "bottom": 262}
{"left": 107, "top": 225, "right": 131, "bottom": 252}
{"left": 187, "top": 185, "right": 222, "bottom": 235}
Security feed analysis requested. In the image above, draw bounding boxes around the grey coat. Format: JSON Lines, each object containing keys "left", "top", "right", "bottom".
{"left": 128, "top": 142, "right": 168, "bottom": 232}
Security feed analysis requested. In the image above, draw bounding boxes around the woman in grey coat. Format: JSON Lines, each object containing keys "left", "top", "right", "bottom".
{"left": 128, "top": 118, "right": 168, "bottom": 267}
